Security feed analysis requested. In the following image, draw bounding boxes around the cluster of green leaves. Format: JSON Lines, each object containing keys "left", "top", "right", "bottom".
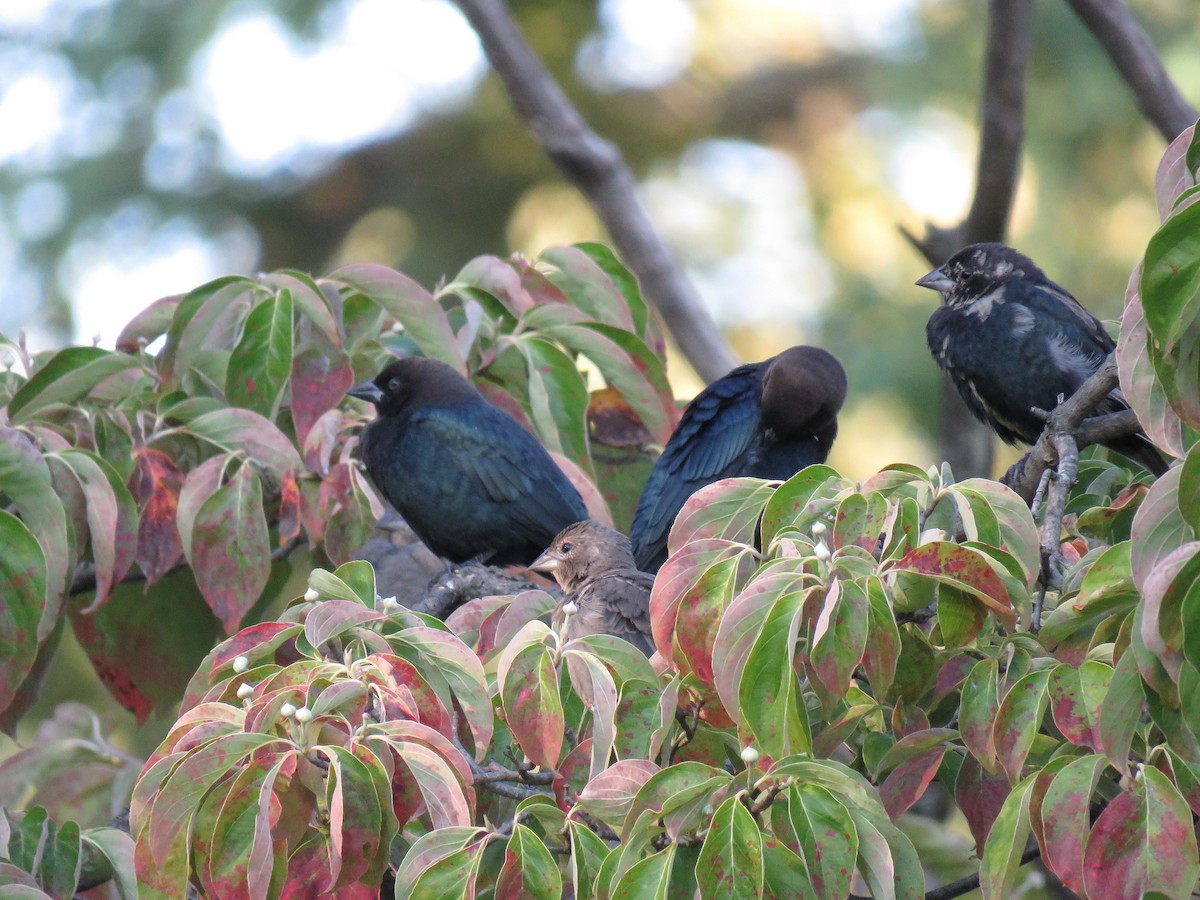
{"left": 0, "top": 243, "right": 671, "bottom": 729}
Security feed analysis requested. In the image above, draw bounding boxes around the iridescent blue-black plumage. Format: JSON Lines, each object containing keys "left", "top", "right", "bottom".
{"left": 919, "top": 243, "right": 1167, "bottom": 476}
{"left": 348, "top": 357, "right": 588, "bottom": 566}
{"left": 629, "top": 345, "right": 848, "bottom": 573}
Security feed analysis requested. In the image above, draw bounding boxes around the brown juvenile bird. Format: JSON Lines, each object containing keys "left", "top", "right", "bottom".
{"left": 531, "top": 520, "right": 655, "bottom": 656}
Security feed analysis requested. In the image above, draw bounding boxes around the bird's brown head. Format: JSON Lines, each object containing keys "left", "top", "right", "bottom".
{"left": 531, "top": 519, "right": 636, "bottom": 590}
{"left": 916, "top": 243, "right": 1044, "bottom": 306}
{"left": 347, "top": 357, "right": 479, "bottom": 417}
{"left": 760, "top": 345, "right": 848, "bottom": 440}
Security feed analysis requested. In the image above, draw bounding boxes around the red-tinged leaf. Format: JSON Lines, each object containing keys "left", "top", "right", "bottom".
{"left": 624, "top": 762, "right": 730, "bottom": 842}
{"left": 391, "top": 738, "right": 474, "bottom": 829}
{"left": 947, "top": 479, "right": 1041, "bottom": 585}
{"left": 977, "top": 774, "right": 1035, "bottom": 899}
{"left": 759, "top": 465, "right": 847, "bottom": 549}
{"left": 695, "top": 795, "right": 763, "bottom": 900}
{"left": 368, "top": 654, "right": 452, "bottom": 738}
{"left": 861, "top": 577, "right": 900, "bottom": 702}
{"left": 0, "top": 426, "right": 70, "bottom": 637}
{"left": 573, "top": 242, "right": 664, "bottom": 349}
{"left": 321, "top": 464, "right": 382, "bottom": 565}
{"left": 188, "top": 461, "right": 271, "bottom": 635}
{"left": 176, "top": 454, "right": 231, "bottom": 558}
{"left": 955, "top": 753, "right": 1011, "bottom": 853}
{"left": 762, "top": 839, "right": 819, "bottom": 900}
{"left": 159, "top": 275, "right": 257, "bottom": 388}
{"left": 278, "top": 469, "right": 301, "bottom": 547}
{"left": 549, "top": 450, "right": 612, "bottom": 524}
{"left": 7, "top": 346, "right": 143, "bottom": 422}
{"left": 1119, "top": 271, "right": 1185, "bottom": 457}
{"left": 512, "top": 336, "right": 591, "bottom": 469}
{"left": 889, "top": 541, "right": 1016, "bottom": 628}
{"left": 500, "top": 642, "right": 564, "bottom": 770}
{"left": 1033, "top": 754, "right": 1105, "bottom": 896}
{"left": 0, "top": 512, "right": 44, "bottom": 718}
{"left": 491, "top": 591, "right": 557, "bottom": 658}
{"left": 392, "top": 828, "right": 488, "bottom": 899}
{"left": 651, "top": 539, "right": 753, "bottom": 679}
{"left": 1048, "top": 661, "right": 1111, "bottom": 751}
{"left": 210, "top": 622, "right": 304, "bottom": 679}
{"left": 830, "top": 491, "right": 886, "bottom": 551}
{"left": 577, "top": 759, "right": 659, "bottom": 832}
{"left": 553, "top": 738, "right": 594, "bottom": 812}
{"left": 569, "top": 821, "right": 612, "bottom": 900}
{"left": 53, "top": 449, "right": 138, "bottom": 610}
{"left": 810, "top": 578, "right": 869, "bottom": 700}
{"left": 769, "top": 783, "right": 856, "bottom": 900}
{"left": 331, "top": 263, "right": 466, "bottom": 371}
{"left": 227, "top": 288, "right": 294, "bottom": 419}
{"left": 670, "top": 478, "right": 777, "bottom": 558}
{"left": 739, "top": 584, "right": 810, "bottom": 760}
{"left": 539, "top": 245, "right": 637, "bottom": 331}
{"left": 495, "top": 823, "right": 562, "bottom": 900}
{"left": 1142, "top": 195, "right": 1200, "bottom": 357}
{"left": 1098, "top": 648, "right": 1144, "bottom": 777}
{"left": 1083, "top": 766, "right": 1200, "bottom": 900}
{"left": 874, "top": 728, "right": 958, "bottom": 775}
{"left": 452, "top": 254, "right": 537, "bottom": 316}
{"left": 184, "top": 408, "right": 303, "bottom": 475}
{"left": 711, "top": 563, "right": 809, "bottom": 720}
{"left": 116, "top": 294, "right": 181, "bottom": 352}
{"left": 1156, "top": 124, "right": 1197, "bottom": 219}
{"left": 1140, "top": 541, "right": 1200, "bottom": 680}
{"left": 960, "top": 658, "right": 1000, "bottom": 771}
{"left": 565, "top": 649, "right": 618, "bottom": 779}
{"left": 879, "top": 747, "right": 946, "bottom": 822}
{"left": 322, "top": 745, "right": 384, "bottom": 891}
{"left": 291, "top": 348, "right": 354, "bottom": 447}
{"left": 130, "top": 449, "right": 185, "bottom": 586}
{"left": 993, "top": 669, "right": 1050, "bottom": 783}
{"left": 303, "top": 599, "right": 382, "bottom": 648}
{"left": 932, "top": 654, "right": 974, "bottom": 705}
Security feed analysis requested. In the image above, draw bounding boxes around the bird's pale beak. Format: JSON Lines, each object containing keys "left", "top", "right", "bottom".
{"left": 916, "top": 267, "right": 955, "bottom": 293}
{"left": 347, "top": 380, "right": 385, "bottom": 405}
{"left": 529, "top": 551, "right": 558, "bottom": 575}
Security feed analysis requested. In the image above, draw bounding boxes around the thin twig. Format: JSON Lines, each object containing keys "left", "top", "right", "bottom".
{"left": 449, "top": 0, "right": 737, "bottom": 383}
{"left": 1063, "top": 0, "right": 1197, "bottom": 142}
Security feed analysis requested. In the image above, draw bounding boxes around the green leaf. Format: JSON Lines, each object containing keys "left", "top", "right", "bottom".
{"left": 978, "top": 774, "right": 1035, "bottom": 899}
{"left": 7, "top": 347, "right": 142, "bottom": 423}
{"left": 393, "top": 828, "right": 488, "bottom": 899}
{"left": 569, "top": 821, "right": 611, "bottom": 900}
{"left": 697, "top": 796, "right": 763, "bottom": 900}
{"left": 888, "top": 541, "right": 1017, "bottom": 629}
{"left": 512, "top": 336, "right": 591, "bottom": 470}
{"left": 848, "top": 808, "right": 924, "bottom": 900}
{"left": 809, "top": 578, "right": 869, "bottom": 701}
{"left": 500, "top": 640, "right": 564, "bottom": 770}
{"left": 495, "top": 824, "right": 562, "bottom": 900}
{"left": 770, "top": 783, "right": 857, "bottom": 899}
{"left": 1034, "top": 754, "right": 1105, "bottom": 896}
{"left": 226, "top": 288, "right": 294, "bottom": 419}
{"left": 181, "top": 408, "right": 303, "bottom": 474}
{"left": 0, "top": 511, "right": 45, "bottom": 717}
{"left": 573, "top": 242, "right": 661, "bottom": 344}
{"left": 739, "top": 578, "right": 810, "bottom": 759}
{"left": 1118, "top": 275, "right": 1185, "bottom": 457}
{"left": 960, "top": 658, "right": 1000, "bottom": 771}
{"left": 993, "top": 668, "right": 1050, "bottom": 783}
{"left": 1142, "top": 199, "right": 1200, "bottom": 358}
{"left": 759, "top": 465, "right": 846, "bottom": 549}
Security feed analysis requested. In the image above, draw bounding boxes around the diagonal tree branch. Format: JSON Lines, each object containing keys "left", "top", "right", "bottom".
{"left": 1064, "top": 0, "right": 1197, "bottom": 142}
{"left": 450, "top": 0, "right": 738, "bottom": 382}
{"left": 904, "top": 0, "right": 1034, "bottom": 478}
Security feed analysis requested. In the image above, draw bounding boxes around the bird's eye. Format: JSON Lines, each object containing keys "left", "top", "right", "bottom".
{"left": 388, "top": 377, "right": 402, "bottom": 393}
{"left": 560, "top": 542, "right": 574, "bottom": 554}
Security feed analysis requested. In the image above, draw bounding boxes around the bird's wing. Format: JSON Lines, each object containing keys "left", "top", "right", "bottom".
{"left": 577, "top": 571, "right": 655, "bottom": 656}
{"left": 420, "top": 407, "right": 586, "bottom": 535}
{"left": 630, "top": 364, "right": 763, "bottom": 570}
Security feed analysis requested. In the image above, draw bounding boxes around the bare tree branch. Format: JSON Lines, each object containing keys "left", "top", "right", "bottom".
{"left": 1064, "top": 0, "right": 1197, "bottom": 142}
{"left": 450, "top": 0, "right": 738, "bottom": 382}
{"left": 906, "top": 0, "right": 1034, "bottom": 478}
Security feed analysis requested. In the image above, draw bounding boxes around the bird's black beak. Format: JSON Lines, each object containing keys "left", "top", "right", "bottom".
{"left": 529, "top": 551, "right": 558, "bottom": 575}
{"left": 916, "top": 267, "right": 955, "bottom": 293}
{"left": 347, "top": 379, "right": 385, "bottom": 405}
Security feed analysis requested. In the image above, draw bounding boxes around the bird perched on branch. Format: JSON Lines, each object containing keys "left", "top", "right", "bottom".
{"left": 532, "top": 520, "right": 655, "bottom": 656}
{"left": 918, "top": 242, "right": 1167, "bottom": 476}
{"left": 348, "top": 357, "right": 588, "bottom": 566}
{"left": 629, "top": 346, "right": 848, "bottom": 573}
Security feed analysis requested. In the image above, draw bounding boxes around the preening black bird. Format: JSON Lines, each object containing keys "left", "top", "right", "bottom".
{"left": 531, "top": 520, "right": 655, "bottom": 656}
{"left": 629, "top": 345, "right": 848, "bottom": 573}
{"left": 348, "top": 357, "right": 589, "bottom": 566}
{"left": 918, "top": 243, "right": 1167, "bottom": 476}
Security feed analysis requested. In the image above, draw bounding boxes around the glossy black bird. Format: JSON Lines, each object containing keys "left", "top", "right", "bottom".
{"left": 918, "top": 243, "right": 1167, "bottom": 476}
{"left": 531, "top": 520, "right": 655, "bottom": 656}
{"left": 629, "top": 346, "right": 848, "bottom": 573}
{"left": 348, "top": 357, "right": 589, "bottom": 566}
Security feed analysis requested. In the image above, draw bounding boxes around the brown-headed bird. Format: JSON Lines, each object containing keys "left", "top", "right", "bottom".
{"left": 348, "top": 357, "right": 588, "bottom": 566}
{"left": 629, "top": 345, "right": 848, "bottom": 572}
{"left": 919, "top": 243, "right": 1167, "bottom": 476}
{"left": 531, "top": 520, "right": 655, "bottom": 656}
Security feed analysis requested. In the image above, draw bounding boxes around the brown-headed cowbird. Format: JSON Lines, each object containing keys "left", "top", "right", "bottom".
{"left": 630, "top": 345, "right": 848, "bottom": 572}
{"left": 531, "top": 520, "right": 655, "bottom": 656}
{"left": 348, "top": 357, "right": 589, "bottom": 566}
{"left": 918, "top": 243, "right": 1167, "bottom": 476}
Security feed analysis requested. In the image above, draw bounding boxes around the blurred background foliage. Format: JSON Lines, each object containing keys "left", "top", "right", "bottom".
{"left": 3, "top": 0, "right": 1197, "bottom": 483}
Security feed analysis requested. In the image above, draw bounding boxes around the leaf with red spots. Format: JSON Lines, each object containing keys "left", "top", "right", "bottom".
{"left": 1029, "top": 754, "right": 1104, "bottom": 896}
{"left": 576, "top": 759, "right": 658, "bottom": 832}
{"left": 625, "top": 761, "right": 731, "bottom": 843}
{"left": 185, "top": 408, "right": 302, "bottom": 475}
{"left": 959, "top": 657, "right": 1000, "bottom": 771}
{"left": 495, "top": 823, "right": 562, "bottom": 900}
{"left": 227, "top": 288, "right": 293, "bottom": 419}
{"left": 1119, "top": 271, "right": 1185, "bottom": 457}
{"left": 291, "top": 347, "right": 354, "bottom": 447}
{"left": 889, "top": 541, "right": 1017, "bottom": 628}
{"left": 768, "top": 783, "right": 857, "bottom": 900}
{"left": 955, "top": 753, "right": 1011, "bottom": 853}
{"left": 759, "top": 465, "right": 847, "bottom": 550}
{"left": 130, "top": 448, "right": 185, "bottom": 586}
{"left": 879, "top": 746, "right": 947, "bottom": 821}
{"left": 1048, "top": 661, "right": 1110, "bottom": 751}
{"left": 809, "top": 578, "right": 869, "bottom": 700}
{"left": 499, "top": 641, "right": 564, "bottom": 770}
{"left": 696, "top": 795, "right": 763, "bottom": 900}
{"left": 323, "top": 744, "right": 386, "bottom": 892}
{"left": 332, "top": 263, "right": 466, "bottom": 371}
{"left": 187, "top": 460, "right": 271, "bottom": 635}
{"left": 670, "top": 478, "right": 777, "bottom": 559}
{"left": 392, "top": 828, "right": 488, "bottom": 898}
{"left": 739, "top": 580, "right": 810, "bottom": 760}
{"left": 0, "top": 511, "right": 44, "bottom": 717}
{"left": 53, "top": 449, "right": 138, "bottom": 610}
{"left": 7, "top": 346, "right": 142, "bottom": 423}
{"left": 564, "top": 649, "right": 618, "bottom": 780}
{"left": 994, "top": 668, "right": 1050, "bottom": 783}
{"left": 1083, "top": 766, "right": 1200, "bottom": 899}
